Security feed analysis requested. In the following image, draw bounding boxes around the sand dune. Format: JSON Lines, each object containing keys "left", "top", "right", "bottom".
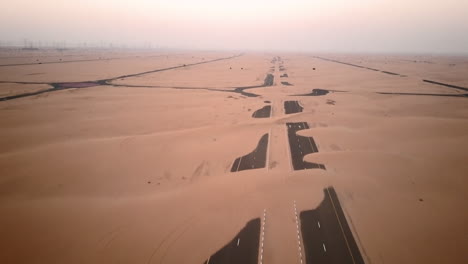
{"left": 0, "top": 50, "right": 467, "bottom": 264}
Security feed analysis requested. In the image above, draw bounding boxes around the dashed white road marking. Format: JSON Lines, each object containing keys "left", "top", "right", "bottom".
{"left": 237, "top": 238, "right": 240, "bottom": 246}
{"left": 307, "top": 136, "right": 316, "bottom": 153}
{"left": 322, "top": 243, "right": 327, "bottom": 252}
{"left": 317, "top": 221, "right": 321, "bottom": 229}
{"left": 236, "top": 156, "right": 243, "bottom": 171}
{"left": 326, "top": 188, "right": 357, "bottom": 264}
{"left": 293, "top": 200, "right": 304, "bottom": 264}
{"left": 259, "top": 209, "right": 267, "bottom": 264}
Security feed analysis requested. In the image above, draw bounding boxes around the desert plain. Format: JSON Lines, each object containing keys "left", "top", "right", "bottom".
{"left": 0, "top": 49, "right": 467, "bottom": 264}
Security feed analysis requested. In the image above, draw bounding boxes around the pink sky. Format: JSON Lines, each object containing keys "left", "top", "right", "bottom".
{"left": 1, "top": 0, "right": 468, "bottom": 53}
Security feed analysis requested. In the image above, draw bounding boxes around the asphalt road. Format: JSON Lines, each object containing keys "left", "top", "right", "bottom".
{"left": 314, "top": 56, "right": 402, "bottom": 76}
{"left": 295, "top": 89, "right": 330, "bottom": 97}
{"left": 284, "top": 100, "right": 303, "bottom": 114}
{"left": 286, "top": 122, "right": 326, "bottom": 170}
{"left": 232, "top": 73, "right": 275, "bottom": 97}
{"left": 0, "top": 54, "right": 242, "bottom": 102}
{"left": 264, "top": 74, "right": 275, "bottom": 86}
{"left": 423, "top": 79, "right": 468, "bottom": 92}
{"left": 300, "top": 187, "right": 365, "bottom": 264}
{"left": 203, "top": 218, "right": 260, "bottom": 264}
{"left": 252, "top": 105, "right": 271, "bottom": 118}
{"left": 231, "top": 133, "right": 269, "bottom": 172}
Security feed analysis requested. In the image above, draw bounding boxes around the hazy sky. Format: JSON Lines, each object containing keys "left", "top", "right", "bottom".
{"left": 1, "top": 0, "right": 468, "bottom": 53}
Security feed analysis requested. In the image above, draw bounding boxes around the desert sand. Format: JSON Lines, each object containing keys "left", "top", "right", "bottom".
{"left": 0, "top": 48, "right": 467, "bottom": 264}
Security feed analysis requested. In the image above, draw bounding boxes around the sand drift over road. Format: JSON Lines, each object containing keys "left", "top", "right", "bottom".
{"left": 301, "top": 188, "right": 365, "bottom": 264}
{"left": 203, "top": 218, "right": 260, "bottom": 264}
{"left": 287, "top": 122, "right": 326, "bottom": 170}
{"left": 284, "top": 100, "right": 303, "bottom": 114}
{"left": 1, "top": 51, "right": 467, "bottom": 264}
{"left": 231, "top": 134, "right": 269, "bottom": 172}
{"left": 252, "top": 105, "right": 271, "bottom": 118}
{"left": 0, "top": 54, "right": 242, "bottom": 101}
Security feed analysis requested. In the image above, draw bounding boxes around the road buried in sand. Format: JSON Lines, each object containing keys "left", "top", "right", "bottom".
{"left": 203, "top": 218, "right": 260, "bottom": 264}
{"left": 231, "top": 134, "right": 269, "bottom": 172}
{"left": 252, "top": 105, "right": 271, "bottom": 118}
{"left": 0, "top": 54, "right": 242, "bottom": 101}
{"left": 287, "top": 122, "right": 325, "bottom": 170}
{"left": 284, "top": 100, "right": 303, "bottom": 114}
{"left": 300, "top": 187, "right": 365, "bottom": 264}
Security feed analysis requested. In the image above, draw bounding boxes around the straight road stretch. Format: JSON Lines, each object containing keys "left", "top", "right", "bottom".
{"left": 300, "top": 187, "right": 365, "bottom": 264}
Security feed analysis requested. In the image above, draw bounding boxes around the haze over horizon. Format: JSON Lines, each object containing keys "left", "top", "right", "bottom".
{"left": 1, "top": 0, "right": 468, "bottom": 54}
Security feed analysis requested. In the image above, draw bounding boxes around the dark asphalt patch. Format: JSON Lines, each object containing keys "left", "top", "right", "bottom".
{"left": 314, "top": 56, "right": 403, "bottom": 77}
{"left": 109, "top": 71, "right": 274, "bottom": 98}
{"left": 300, "top": 187, "right": 365, "bottom": 264}
{"left": 232, "top": 88, "right": 261, "bottom": 97}
{"left": 0, "top": 80, "right": 107, "bottom": 102}
{"left": 108, "top": 54, "right": 242, "bottom": 81}
{"left": 231, "top": 133, "right": 269, "bottom": 172}
{"left": 284, "top": 101, "right": 303, "bottom": 114}
{"left": 203, "top": 218, "right": 260, "bottom": 264}
{"left": 263, "top": 74, "right": 275, "bottom": 86}
{"left": 293, "top": 89, "right": 347, "bottom": 97}
{"left": 51, "top": 81, "right": 106, "bottom": 89}
{"left": 0, "top": 54, "right": 242, "bottom": 102}
{"left": 422, "top": 79, "right": 468, "bottom": 92}
{"left": 252, "top": 105, "right": 271, "bottom": 118}
{"left": 0, "top": 87, "right": 56, "bottom": 101}
{"left": 380, "top": 71, "right": 399, "bottom": 76}
{"left": 287, "top": 122, "right": 325, "bottom": 170}
{"left": 377, "top": 92, "right": 468, "bottom": 98}
{"left": 232, "top": 73, "right": 275, "bottom": 97}
{"left": 294, "top": 89, "right": 329, "bottom": 96}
